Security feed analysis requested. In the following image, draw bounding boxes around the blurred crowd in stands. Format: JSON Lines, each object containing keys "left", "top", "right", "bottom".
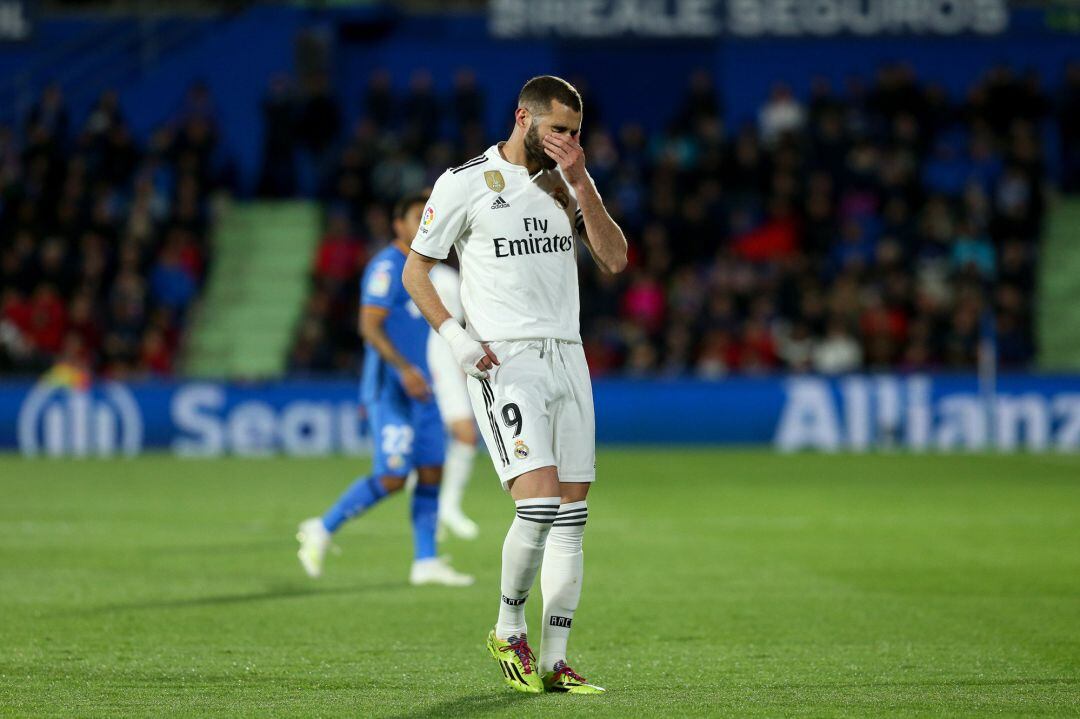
{"left": 280, "top": 69, "right": 494, "bottom": 373}
{"left": 3, "top": 61, "right": 1079, "bottom": 379}
{"left": 0, "top": 83, "right": 224, "bottom": 377}
{"left": 287, "top": 62, "right": 1080, "bottom": 377}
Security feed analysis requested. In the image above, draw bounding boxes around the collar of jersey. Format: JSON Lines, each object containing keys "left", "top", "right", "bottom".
{"left": 487, "top": 143, "right": 538, "bottom": 177}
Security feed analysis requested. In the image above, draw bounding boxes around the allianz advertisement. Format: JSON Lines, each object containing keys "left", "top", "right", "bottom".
{"left": 2, "top": 374, "right": 1080, "bottom": 457}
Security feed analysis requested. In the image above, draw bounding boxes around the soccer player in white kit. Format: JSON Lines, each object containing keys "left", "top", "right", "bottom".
{"left": 403, "top": 76, "right": 628, "bottom": 694}
{"left": 427, "top": 263, "right": 480, "bottom": 539}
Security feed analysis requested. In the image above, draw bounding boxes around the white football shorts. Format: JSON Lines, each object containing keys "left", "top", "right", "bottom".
{"left": 467, "top": 338, "right": 596, "bottom": 490}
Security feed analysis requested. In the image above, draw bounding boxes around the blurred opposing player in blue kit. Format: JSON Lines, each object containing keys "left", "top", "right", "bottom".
{"left": 296, "top": 191, "right": 473, "bottom": 586}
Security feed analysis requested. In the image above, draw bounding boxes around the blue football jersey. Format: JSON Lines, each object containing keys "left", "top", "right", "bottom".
{"left": 359, "top": 245, "right": 431, "bottom": 404}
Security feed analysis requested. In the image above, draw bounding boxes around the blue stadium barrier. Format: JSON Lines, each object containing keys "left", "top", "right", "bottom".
{"left": 3, "top": 374, "right": 1079, "bottom": 457}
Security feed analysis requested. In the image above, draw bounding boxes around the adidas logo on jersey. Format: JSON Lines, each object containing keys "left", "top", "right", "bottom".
{"left": 491, "top": 196, "right": 511, "bottom": 210}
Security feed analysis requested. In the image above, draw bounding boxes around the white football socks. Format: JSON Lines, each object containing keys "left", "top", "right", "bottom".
{"left": 438, "top": 439, "right": 476, "bottom": 519}
{"left": 540, "top": 501, "right": 588, "bottom": 673}
{"left": 495, "top": 496, "right": 560, "bottom": 639}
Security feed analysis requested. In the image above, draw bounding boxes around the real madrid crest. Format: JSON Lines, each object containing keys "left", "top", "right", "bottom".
{"left": 484, "top": 170, "right": 505, "bottom": 193}
{"left": 514, "top": 439, "right": 530, "bottom": 459}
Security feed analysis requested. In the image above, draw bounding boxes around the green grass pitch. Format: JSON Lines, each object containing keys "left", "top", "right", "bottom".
{"left": 2, "top": 450, "right": 1079, "bottom": 717}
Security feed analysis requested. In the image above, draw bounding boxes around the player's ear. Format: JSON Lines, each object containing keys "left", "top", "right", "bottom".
{"left": 515, "top": 106, "right": 530, "bottom": 130}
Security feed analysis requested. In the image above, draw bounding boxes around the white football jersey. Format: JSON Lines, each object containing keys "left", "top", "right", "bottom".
{"left": 411, "top": 143, "right": 588, "bottom": 343}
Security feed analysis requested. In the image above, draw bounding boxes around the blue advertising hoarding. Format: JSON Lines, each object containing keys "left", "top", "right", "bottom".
{"left": 2, "top": 374, "right": 1079, "bottom": 457}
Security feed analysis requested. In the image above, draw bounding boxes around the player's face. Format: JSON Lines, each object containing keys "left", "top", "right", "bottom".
{"left": 394, "top": 202, "right": 425, "bottom": 245}
{"left": 525, "top": 100, "right": 581, "bottom": 171}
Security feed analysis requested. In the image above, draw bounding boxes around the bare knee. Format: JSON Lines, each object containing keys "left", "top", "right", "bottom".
{"left": 559, "top": 481, "right": 590, "bottom": 504}
{"left": 416, "top": 465, "right": 442, "bottom": 486}
{"left": 379, "top": 475, "right": 407, "bottom": 494}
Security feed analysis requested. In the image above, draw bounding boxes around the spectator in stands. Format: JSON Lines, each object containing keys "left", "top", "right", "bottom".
{"left": 139, "top": 327, "right": 173, "bottom": 376}
{"left": 813, "top": 319, "right": 863, "bottom": 374}
{"left": 674, "top": 69, "right": 722, "bottom": 132}
{"left": 759, "top": 82, "right": 805, "bottom": 145}
{"left": 364, "top": 69, "right": 396, "bottom": 131}
{"left": 314, "top": 212, "right": 365, "bottom": 285}
{"left": 452, "top": 68, "right": 485, "bottom": 130}
{"left": 26, "top": 83, "right": 69, "bottom": 144}
{"left": 402, "top": 70, "right": 439, "bottom": 149}
{"left": 178, "top": 80, "right": 218, "bottom": 128}
{"left": 150, "top": 240, "right": 198, "bottom": 316}
{"left": 778, "top": 321, "right": 815, "bottom": 372}
{"left": 85, "top": 89, "right": 124, "bottom": 138}
{"left": 27, "top": 284, "right": 67, "bottom": 356}
{"left": 1, "top": 289, "right": 37, "bottom": 372}
{"left": 258, "top": 74, "right": 299, "bottom": 197}
{"left": 297, "top": 73, "right": 342, "bottom": 196}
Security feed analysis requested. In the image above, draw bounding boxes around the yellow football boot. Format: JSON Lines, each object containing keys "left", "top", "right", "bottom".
{"left": 486, "top": 629, "right": 543, "bottom": 693}
{"left": 542, "top": 661, "right": 605, "bottom": 694}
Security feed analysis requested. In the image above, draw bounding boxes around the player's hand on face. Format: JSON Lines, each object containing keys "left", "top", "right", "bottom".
{"left": 543, "top": 132, "right": 586, "bottom": 187}
{"left": 400, "top": 365, "right": 432, "bottom": 401}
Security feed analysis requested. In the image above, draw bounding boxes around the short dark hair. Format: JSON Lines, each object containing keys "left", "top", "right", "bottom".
{"left": 518, "top": 75, "right": 582, "bottom": 116}
{"left": 393, "top": 190, "right": 430, "bottom": 220}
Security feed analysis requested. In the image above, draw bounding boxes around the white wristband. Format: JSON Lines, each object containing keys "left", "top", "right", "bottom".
{"left": 438, "top": 319, "right": 488, "bottom": 379}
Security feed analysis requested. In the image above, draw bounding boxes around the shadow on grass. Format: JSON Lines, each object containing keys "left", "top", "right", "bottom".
{"left": 383, "top": 690, "right": 532, "bottom": 719}
{"left": 61, "top": 582, "right": 404, "bottom": 616}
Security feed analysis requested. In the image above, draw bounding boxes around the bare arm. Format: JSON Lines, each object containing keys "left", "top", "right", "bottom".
{"left": 359, "top": 304, "right": 430, "bottom": 400}
{"left": 402, "top": 252, "right": 453, "bottom": 331}
{"left": 543, "top": 132, "right": 628, "bottom": 274}
{"left": 402, "top": 251, "right": 498, "bottom": 376}
{"left": 574, "top": 177, "right": 629, "bottom": 274}
{"left": 359, "top": 306, "right": 410, "bottom": 371}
